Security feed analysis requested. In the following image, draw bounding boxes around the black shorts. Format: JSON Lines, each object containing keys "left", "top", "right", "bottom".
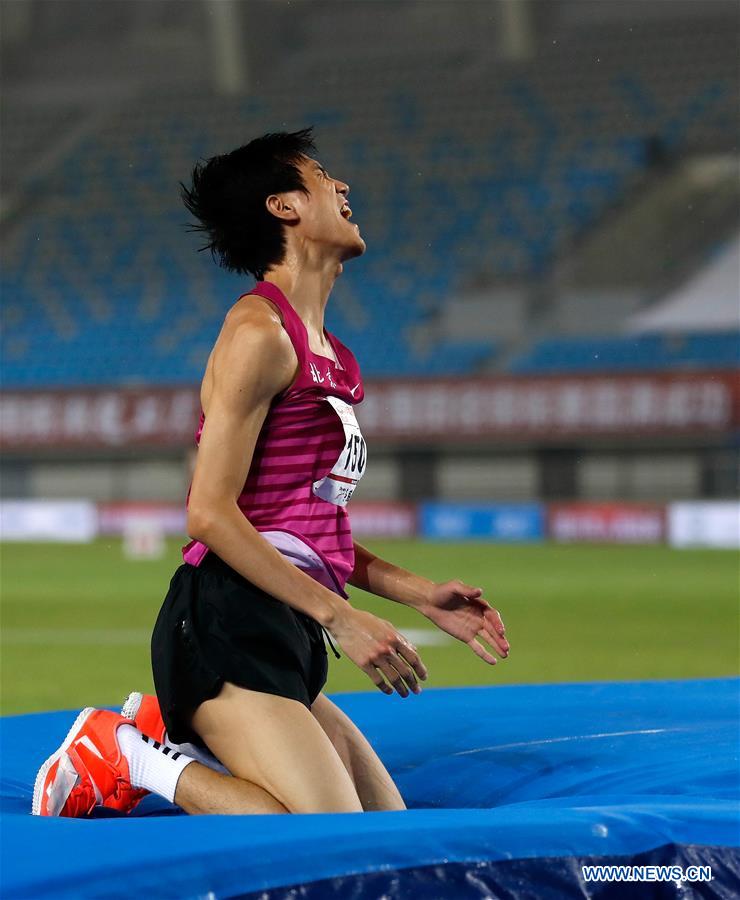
{"left": 150, "top": 553, "right": 329, "bottom": 747}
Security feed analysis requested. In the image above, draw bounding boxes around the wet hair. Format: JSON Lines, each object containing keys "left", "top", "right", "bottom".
{"left": 180, "top": 127, "right": 316, "bottom": 279}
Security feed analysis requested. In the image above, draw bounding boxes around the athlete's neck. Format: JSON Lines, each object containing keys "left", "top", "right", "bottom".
{"left": 263, "top": 255, "right": 342, "bottom": 336}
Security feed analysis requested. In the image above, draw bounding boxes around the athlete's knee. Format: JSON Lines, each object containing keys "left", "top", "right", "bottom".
{"left": 284, "top": 788, "right": 363, "bottom": 815}
{"left": 254, "top": 749, "right": 363, "bottom": 814}
{"left": 175, "top": 764, "right": 289, "bottom": 815}
{"left": 366, "top": 794, "right": 406, "bottom": 812}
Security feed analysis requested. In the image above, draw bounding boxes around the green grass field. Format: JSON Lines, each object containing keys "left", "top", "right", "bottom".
{"left": 1, "top": 539, "right": 737, "bottom": 714}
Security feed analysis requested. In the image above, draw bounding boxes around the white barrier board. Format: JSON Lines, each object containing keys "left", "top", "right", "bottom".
{"left": 668, "top": 501, "right": 740, "bottom": 549}
{"left": 0, "top": 500, "right": 97, "bottom": 542}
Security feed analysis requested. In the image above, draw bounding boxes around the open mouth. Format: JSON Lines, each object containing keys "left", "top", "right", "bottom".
{"left": 339, "top": 202, "right": 353, "bottom": 220}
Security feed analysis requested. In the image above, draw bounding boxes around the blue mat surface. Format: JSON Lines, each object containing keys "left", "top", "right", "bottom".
{"left": 2, "top": 679, "right": 738, "bottom": 898}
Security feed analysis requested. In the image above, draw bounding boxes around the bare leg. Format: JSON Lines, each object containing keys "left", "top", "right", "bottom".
{"left": 310, "top": 692, "right": 406, "bottom": 812}
{"left": 191, "top": 682, "right": 364, "bottom": 814}
{"left": 174, "top": 761, "right": 288, "bottom": 815}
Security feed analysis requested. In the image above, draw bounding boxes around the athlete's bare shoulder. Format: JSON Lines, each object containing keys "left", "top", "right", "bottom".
{"left": 201, "top": 295, "right": 298, "bottom": 411}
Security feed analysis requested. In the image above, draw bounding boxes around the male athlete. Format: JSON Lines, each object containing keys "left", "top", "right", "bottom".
{"left": 33, "top": 129, "right": 509, "bottom": 818}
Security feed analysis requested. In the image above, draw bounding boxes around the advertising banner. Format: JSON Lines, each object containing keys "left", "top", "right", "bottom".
{"left": 420, "top": 502, "right": 545, "bottom": 541}
{"left": 98, "top": 502, "right": 187, "bottom": 537}
{"left": 549, "top": 503, "right": 666, "bottom": 544}
{"left": 0, "top": 388, "right": 201, "bottom": 449}
{"left": 359, "top": 371, "right": 739, "bottom": 442}
{"left": 349, "top": 502, "right": 417, "bottom": 538}
{"left": 2, "top": 371, "right": 737, "bottom": 450}
{"left": 98, "top": 501, "right": 418, "bottom": 540}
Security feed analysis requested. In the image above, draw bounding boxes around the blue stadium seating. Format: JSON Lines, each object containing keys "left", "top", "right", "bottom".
{"left": 1, "top": 28, "right": 735, "bottom": 387}
{"left": 510, "top": 332, "right": 740, "bottom": 375}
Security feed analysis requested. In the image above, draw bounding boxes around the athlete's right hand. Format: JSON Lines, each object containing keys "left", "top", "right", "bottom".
{"left": 329, "top": 607, "right": 428, "bottom": 697}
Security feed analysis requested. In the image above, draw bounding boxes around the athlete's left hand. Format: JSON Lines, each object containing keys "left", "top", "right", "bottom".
{"left": 418, "top": 582, "right": 509, "bottom": 665}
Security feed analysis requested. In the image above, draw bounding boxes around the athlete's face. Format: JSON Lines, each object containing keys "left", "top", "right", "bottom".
{"left": 288, "top": 157, "right": 366, "bottom": 260}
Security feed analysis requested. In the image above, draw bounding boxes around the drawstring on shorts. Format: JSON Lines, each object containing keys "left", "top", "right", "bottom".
{"left": 321, "top": 625, "right": 342, "bottom": 659}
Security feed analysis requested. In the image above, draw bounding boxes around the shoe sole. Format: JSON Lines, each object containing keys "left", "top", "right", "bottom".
{"left": 120, "top": 691, "right": 143, "bottom": 722}
{"left": 32, "top": 706, "right": 96, "bottom": 816}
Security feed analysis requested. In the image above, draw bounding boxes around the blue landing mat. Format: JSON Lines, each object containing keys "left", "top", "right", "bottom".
{"left": 1, "top": 679, "right": 738, "bottom": 898}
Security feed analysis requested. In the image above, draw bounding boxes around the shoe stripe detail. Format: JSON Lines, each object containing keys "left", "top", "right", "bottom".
{"left": 77, "top": 734, "right": 104, "bottom": 760}
{"left": 31, "top": 707, "right": 96, "bottom": 816}
{"left": 71, "top": 740, "right": 119, "bottom": 802}
{"left": 171, "top": 751, "right": 181, "bottom": 761}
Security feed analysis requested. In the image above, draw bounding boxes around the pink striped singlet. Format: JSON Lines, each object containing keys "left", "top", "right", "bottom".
{"left": 182, "top": 281, "right": 367, "bottom": 598}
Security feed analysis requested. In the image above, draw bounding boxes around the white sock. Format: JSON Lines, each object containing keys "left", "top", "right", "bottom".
{"left": 118, "top": 725, "right": 194, "bottom": 803}
{"left": 164, "top": 734, "right": 229, "bottom": 776}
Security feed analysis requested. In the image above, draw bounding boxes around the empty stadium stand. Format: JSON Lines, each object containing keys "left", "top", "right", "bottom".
{"left": 1, "top": 7, "right": 737, "bottom": 387}
{"left": 509, "top": 331, "right": 740, "bottom": 375}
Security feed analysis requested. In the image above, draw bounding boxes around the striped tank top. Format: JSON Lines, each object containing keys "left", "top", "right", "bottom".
{"left": 182, "top": 281, "right": 367, "bottom": 597}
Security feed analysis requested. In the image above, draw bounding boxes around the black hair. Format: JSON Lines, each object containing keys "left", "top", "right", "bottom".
{"left": 180, "top": 127, "right": 316, "bottom": 279}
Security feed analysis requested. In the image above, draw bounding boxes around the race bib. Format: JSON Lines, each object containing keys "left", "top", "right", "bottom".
{"left": 312, "top": 396, "right": 367, "bottom": 507}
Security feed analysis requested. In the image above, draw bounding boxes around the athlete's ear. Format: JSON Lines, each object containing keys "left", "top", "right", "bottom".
{"left": 266, "top": 193, "right": 300, "bottom": 223}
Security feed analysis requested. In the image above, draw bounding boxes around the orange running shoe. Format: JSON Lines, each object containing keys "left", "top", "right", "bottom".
{"left": 32, "top": 708, "right": 147, "bottom": 817}
{"left": 32, "top": 708, "right": 97, "bottom": 816}
{"left": 121, "top": 691, "right": 166, "bottom": 743}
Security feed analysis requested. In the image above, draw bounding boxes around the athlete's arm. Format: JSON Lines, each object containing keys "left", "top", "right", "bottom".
{"left": 187, "top": 306, "right": 427, "bottom": 695}
{"left": 350, "top": 540, "right": 510, "bottom": 663}
{"left": 350, "top": 541, "right": 435, "bottom": 609}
